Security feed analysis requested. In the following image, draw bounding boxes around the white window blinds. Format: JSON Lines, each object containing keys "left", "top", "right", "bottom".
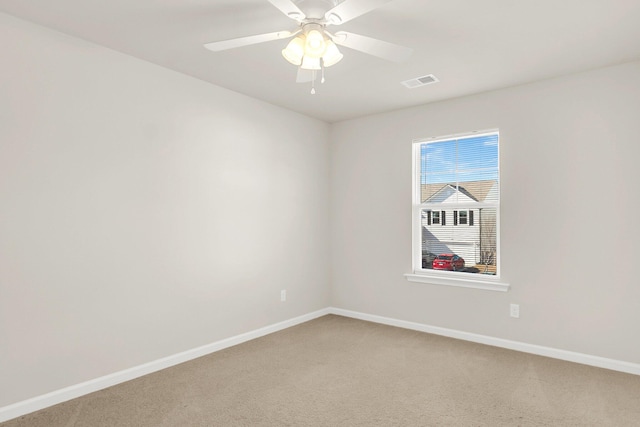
{"left": 414, "top": 131, "right": 500, "bottom": 276}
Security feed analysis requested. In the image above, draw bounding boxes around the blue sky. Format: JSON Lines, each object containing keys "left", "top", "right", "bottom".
{"left": 420, "top": 133, "right": 498, "bottom": 184}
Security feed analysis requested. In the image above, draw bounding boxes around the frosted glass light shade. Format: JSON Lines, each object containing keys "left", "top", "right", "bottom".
{"left": 322, "top": 40, "right": 343, "bottom": 67}
{"left": 301, "top": 56, "right": 321, "bottom": 70}
{"left": 304, "top": 30, "right": 326, "bottom": 58}
{"left": 282, "top": 36, "right": 305, "bottom": 65}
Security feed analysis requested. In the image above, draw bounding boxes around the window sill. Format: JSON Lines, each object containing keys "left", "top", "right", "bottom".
{"left": 404, "top": 272, "right": 510, "bottom": 292}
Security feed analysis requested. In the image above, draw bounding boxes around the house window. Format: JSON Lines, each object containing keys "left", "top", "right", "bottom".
{"left": 431, "top": 211, "right": 440, "bottom": 224}
{"left": 455, "top": 210, "right": 469, "bottom": 225}
{"left": 408, "top": 130, "right": 505, "bottom": 289}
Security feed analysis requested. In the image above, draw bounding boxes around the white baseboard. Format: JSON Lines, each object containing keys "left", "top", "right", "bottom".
{"left": 0, "top": 308, "right": 331, "bottom": 424}
{"left": 328, "top": 307, "right": 640, "bottom": 376}
{"left": 3, "top": 306, "right": 638, "bottom": 423}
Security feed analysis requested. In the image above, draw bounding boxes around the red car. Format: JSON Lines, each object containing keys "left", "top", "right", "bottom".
{"left": 432, "top": 254, "right": 465, "bottom": 271}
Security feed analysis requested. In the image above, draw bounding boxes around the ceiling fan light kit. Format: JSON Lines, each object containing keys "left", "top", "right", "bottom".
{"left": 203, "top": 0, "right": 412, "bottom": 94}
{"left": 282, "top": 23, "right": 344, "bottom": 71}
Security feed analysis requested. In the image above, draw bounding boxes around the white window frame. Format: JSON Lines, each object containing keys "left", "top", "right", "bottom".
{"left": 404, "top": 130, "right": 510, "bottom": 292}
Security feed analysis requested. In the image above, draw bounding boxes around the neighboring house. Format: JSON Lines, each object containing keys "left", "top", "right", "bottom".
{"left": 421, "top": 180, "right": 497, "bottom": 267}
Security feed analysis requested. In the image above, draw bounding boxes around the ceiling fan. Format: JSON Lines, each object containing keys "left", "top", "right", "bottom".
{"left": 203, "top": 0, "right": 413, "bottom": 93}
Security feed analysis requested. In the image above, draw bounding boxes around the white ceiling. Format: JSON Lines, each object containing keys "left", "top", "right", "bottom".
{"left": 2, "top": 0, "right": 640, "bottom": 123}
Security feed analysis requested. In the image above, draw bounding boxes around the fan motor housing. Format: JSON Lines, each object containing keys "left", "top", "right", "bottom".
{"left": 295, "top": 0, "right": 341, "bottom": 20}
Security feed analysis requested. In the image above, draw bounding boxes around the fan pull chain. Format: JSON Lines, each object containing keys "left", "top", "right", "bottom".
{"left": 321, "top": 62, "right": 326, "bottom": 84}
{"left": 309, "top": 67, "right": 325, "bottom": 94}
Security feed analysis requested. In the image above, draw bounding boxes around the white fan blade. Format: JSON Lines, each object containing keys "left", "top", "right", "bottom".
{"left": 204, "top": 31, "right": 293, "bottom": 52}
{"left": 332, "top": 31, "right": 412, "bottom": 62}
{"left": 325, "top": 0, "right": 392, "bottom": 25}
{"left": 296, "top": 68, "right": 316, "bottom": 83}
{"left": 267, "top": 0, "right": 306, "bottom": 21}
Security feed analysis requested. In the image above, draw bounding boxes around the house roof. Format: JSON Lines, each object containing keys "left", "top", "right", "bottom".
{"left": 421, "top": 180, "right": 497, "bottom": 203}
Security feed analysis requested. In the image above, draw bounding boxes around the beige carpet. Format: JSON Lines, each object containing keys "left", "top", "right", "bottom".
{"left": 3, "top": 315, "right": 640, "bottom": 426}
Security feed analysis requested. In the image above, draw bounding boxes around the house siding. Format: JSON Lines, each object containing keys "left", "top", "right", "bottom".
{"left": 422, "top": 209, "right": 481, "bottom": 265}
{"left": 421, "top": 182, "right": 498, "bottom": 268}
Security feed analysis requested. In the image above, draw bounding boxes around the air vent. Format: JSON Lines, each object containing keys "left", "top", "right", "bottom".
{"left": 401, "top": 74, "right": 439, "bottom": 89}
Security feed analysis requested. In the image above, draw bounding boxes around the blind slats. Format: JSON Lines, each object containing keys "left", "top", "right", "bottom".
{"left": 416, "top": 131, "right": 499, "bottom": 276}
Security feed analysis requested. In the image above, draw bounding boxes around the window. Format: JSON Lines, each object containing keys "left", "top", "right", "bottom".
{"left": 427, "top": 210, "right": 447, "bottom": 225}
{"left": 456, "top": 210, "right": 469, "bottom": 225}
{"left": 406, "top": 130, "right": 508, "bottom": 291}
{"left": 431, "top": 211, "right": 440, "bottom": 224}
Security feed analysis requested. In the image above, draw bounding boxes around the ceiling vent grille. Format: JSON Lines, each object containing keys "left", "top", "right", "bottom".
{"left": 401, "top": 74, "right": 439, "bottom": 89}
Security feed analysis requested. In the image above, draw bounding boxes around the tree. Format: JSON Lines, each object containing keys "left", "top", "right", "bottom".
{"left": 479, "top": 208, "right": 497, "bottom": 274}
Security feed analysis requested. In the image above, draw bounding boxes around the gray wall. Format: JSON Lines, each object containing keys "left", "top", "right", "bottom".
{"left": 0, "top": 13, "right": 330, "bottom": 407}
{"left": 2, "top": 9, "right": 640, "bottom": 411}
{"left": 330, "top": 60, "right": 640, "bottom": 365}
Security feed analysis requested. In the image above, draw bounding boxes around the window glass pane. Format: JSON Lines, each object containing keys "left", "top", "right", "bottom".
{"left": 421, "top": 207, "right": 497, "bottom": 275}
{"left": 459, "top": 210, "right": 468, "bottom": 225}
{"left": 420, "top": 133, "right": 499, "bottom": 204}
{"left": 416, "top": 131, "right": 499, "bottom": 277}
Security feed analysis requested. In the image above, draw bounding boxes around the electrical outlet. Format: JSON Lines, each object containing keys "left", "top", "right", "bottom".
{"left": 280, "top": 290, "right": 286, "bottom": 302}
{"left": 510, "top": 304, "right": 520, "bottom": 318}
